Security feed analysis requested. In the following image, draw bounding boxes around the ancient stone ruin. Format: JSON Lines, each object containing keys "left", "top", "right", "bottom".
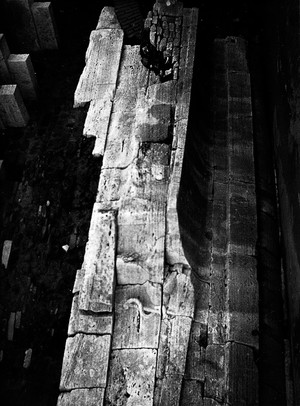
{"left": 57, "top": 3, "right": 259, "bottom": 405}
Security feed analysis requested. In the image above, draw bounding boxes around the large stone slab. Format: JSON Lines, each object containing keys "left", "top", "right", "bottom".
{"left": 0, "top": 85, "right": 29, "bottom": 127}
{"left": 79, "top": 207, "right": 116, "bottom": 313}
{"left": 31, "top": 2, "right": 59, "bottom": 49}
{"left": 68, "top": 294, "right": 113, "bottom": 336}
{"left": 74, "top": 29, "right": 123, "bottom": 106}
{"left": 113, "top": 282, "right": 161, "bottom": 349}
{"left": 105, "top": 349, "right": 157, "bottom": 406}
{"left": 7, "top": 54, "right": 38, "bottom": 100}
{"left": 57, "top": 388, "right": 105, "bottom": 406}
{"left": 59, "top": 334, "right": 111, "bottom": 390}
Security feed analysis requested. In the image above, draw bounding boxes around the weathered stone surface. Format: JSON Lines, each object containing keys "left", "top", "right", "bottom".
{"left": 84, "top": 97, "right": 113, "bottom": 157}
{"left": 102, "top": 47, "right": 147, "bottom": 169}
{"left": 0, "top": 34, "right": 11, "bottom": 83}
{"left": 113, "top": 282, "right": 161, "bottom": 349}
{"left": 105, "top": 349, "right": 157, "bottom": 406}
{"left": 74, "top": 29, "right": 123, "bottom": 107}
{"left": 157, "top": 315, "right": 192, "bottom": 378}
{"left": 96, "top": 6, "right": 121, "bottom": 30}
{"left": 117, "top": 197, "right": 165, "bottom": 284}
{"left": 108, "top": 144, "right": 169, "bottom": 284}
{"left": 79, "top": 207, "right": 116, "bottom": 313}
{"left": 57, "top": 388, "right": 105, "bottom": 406}
{"left": 154, "top": 374, "right": 183, "bottom": 406}
{"left": 0, "top": 85, "right": 29, "bottom": 127}
{"left": 68, "top": 294, "right": 113, "bottom": 336}
{"left": 59, "top": 334, "right": 111, "bottom": 390}
{"left": 135, "top": 82, "right": 175, "bottom": 143}
{"left": 163, "top": 264, "right": 194, "bottom": 317}
{"left": 31, "top": 2, "right": 59, "bottom": 50}
{"left": 185, "top": 322, "right": 226, "bottom": 400}
{"left": 7, "top": 54, "right": 38, "bottom": 100}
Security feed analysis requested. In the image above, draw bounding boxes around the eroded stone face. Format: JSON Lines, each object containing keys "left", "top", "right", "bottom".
{"left": 57, "top": 388, "right": 105, "bottom": 406}
{"left": 59, "top": 334, "right": 111, "bottom": 390}
{"left": 105, "top": 349, "right": 157, "bottom": 406}
{"left": 112, "top": 282, "right": 162, "bottom": 349}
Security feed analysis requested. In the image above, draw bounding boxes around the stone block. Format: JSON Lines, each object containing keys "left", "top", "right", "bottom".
{"left": 112, "top": 282, "right": 161, "bottom": 349}
{"left": 68, "top": 294, "right": 113, "bottom": 336}
{"left": 0, "top": 34, "right": 11, "bottom": 83}
{"left": 2, "top": 0, "right": 39, "bottom": 52}
{"left": 79, "top": 207, "right": 116, "bottom": 313}
{"left": 7, "top": 54, "right": 38, "bottom": 100}
{"left": 59, "top": 334, "right": 111, "bottom": 390}
{"left": 96, "top": 7, "right": 121, "bottom": 29}
{"left": 105, "top": 349, "right": 157, "bottom": 406}
{"left": 57, "top": 388, "right": 105, "bottom": 406}
{"left": 0, "top": 85, "right": 29, "bottom": 127}
{"left": 31, "top": 2, "right": 59, "bottom": 49}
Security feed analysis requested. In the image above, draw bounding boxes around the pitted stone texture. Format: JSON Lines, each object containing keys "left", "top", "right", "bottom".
{"left": 105, "top": 349, "right": 157, "bottom": 406}
{"left": 57, "top": 388, "right": 104, "bottom": 406}
{"left": 68, "top": 294, "right": 113, "bottom": 336}
{"left": 113, "top": 282, "right": 161, "bottom": 349}
{"left": 79, "top": 207, "right": 116, "bottom": 313}
{"left": 59, "top": 334, "right": 110, "bottom": 390}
